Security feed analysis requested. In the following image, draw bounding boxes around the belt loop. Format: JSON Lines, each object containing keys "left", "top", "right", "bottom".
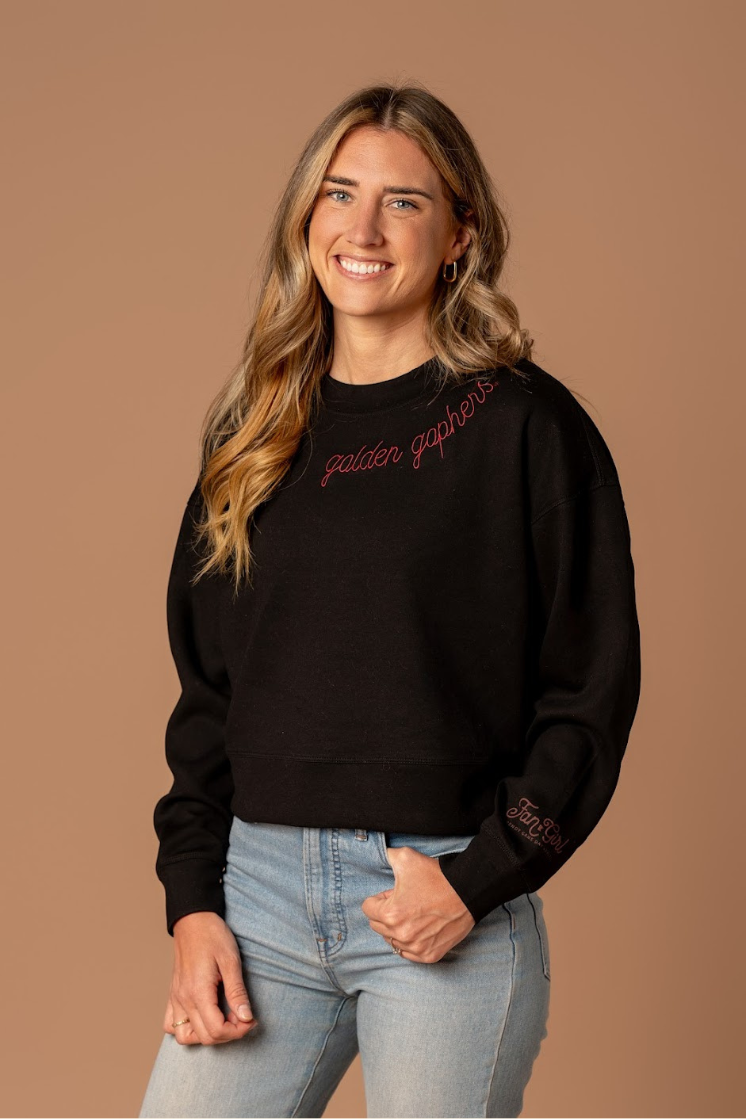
{"left": 354, "top": 828, "right": 368, "bottom": 840}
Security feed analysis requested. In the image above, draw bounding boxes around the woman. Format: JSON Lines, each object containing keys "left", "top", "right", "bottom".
{"left": 139, "top": 82, "right": 641, "bottom": 1118}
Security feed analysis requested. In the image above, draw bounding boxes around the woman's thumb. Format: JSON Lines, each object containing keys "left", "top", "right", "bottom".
{"left": 223, "top": 961, "right": 255, "bottom": 1021}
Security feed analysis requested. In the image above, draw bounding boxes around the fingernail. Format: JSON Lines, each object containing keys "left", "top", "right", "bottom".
{"left": 237, "top": 1004, "right": 252, "bottom": 1020}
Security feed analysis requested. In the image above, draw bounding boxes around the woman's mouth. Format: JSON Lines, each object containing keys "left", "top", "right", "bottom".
{"left": 334, "top": 255, "right": 394, "bottom": 281}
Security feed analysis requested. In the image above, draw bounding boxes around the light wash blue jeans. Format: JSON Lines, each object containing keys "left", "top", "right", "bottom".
{"left": 139, "top": 817, "right": 551, "bottom": 1118}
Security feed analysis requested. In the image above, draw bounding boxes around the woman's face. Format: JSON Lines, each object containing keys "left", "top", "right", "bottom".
{"left": 308, "top": 125, "right": 470, "bottom": 329}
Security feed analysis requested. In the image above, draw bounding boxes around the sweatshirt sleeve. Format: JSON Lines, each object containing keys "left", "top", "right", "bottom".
{"left": 437, "top": 389, "right": 642, "bottom": 924}
{"left": 152, "top": 481, "right": 235, "bottom": 936}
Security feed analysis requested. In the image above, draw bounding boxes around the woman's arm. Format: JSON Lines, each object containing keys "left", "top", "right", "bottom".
{"left": 153, "top": 481, "right": 235, "bottom": 937}
{"left": 438, "top": 392, "right": 642, "bottom": 923}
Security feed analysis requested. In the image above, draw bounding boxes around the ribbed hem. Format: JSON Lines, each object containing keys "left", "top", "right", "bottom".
{"left": 228, "top": 752, "right": 498, "bottom": 836}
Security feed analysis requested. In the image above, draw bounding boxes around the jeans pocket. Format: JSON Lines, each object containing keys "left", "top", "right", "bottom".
{"left": 378, "top": 831, "right": 478, "bottom": 869}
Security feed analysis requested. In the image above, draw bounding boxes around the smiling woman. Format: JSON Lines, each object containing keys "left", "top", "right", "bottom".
{"left": 139, "top": 80, "right": 640, "bottom": 1119}
{"left": 308, "top": 125, "right": 472, "bottom": 341}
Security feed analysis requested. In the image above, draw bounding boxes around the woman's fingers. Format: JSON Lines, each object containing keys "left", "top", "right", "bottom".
{"left": 165, "top": 990, "right": 219, "bottom": 1047}
{"left": 193, "top": 980, "right": 242, "bottom": 1043}
{"left": 171, "top": 979, "right": 256, "bottom": 1045}
{"left": 168, "top": 996, "right": 201, "bottom": 1045}
{"left": 180, "top": 998, "right": 213, "bottom": 1045}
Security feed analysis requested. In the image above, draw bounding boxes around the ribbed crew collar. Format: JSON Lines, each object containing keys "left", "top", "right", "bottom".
{"left": 319, "top": 356, "right": 441, "bottom": 414}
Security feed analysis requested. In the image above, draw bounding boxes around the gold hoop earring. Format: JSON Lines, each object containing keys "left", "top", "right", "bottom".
{"left": 442, "top": 260, "right": 458, "bottom": 283}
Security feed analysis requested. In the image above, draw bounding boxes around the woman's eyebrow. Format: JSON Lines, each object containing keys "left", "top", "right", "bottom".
{"left": 322, "top": 174, "right": 434, "bottom": 201}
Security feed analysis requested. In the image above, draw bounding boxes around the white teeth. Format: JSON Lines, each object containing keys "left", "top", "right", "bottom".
{"left": 338, "top": 256, "right": 390, "bottom": 274}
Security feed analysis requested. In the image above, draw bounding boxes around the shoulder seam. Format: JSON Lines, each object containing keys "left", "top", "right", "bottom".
{"left": 530, "top": 479, "right": 621, "bottom": 528}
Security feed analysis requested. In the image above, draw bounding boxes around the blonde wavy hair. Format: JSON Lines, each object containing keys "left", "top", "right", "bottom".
{"left": 189, "top": 79, "right": 535, "bottom": 596}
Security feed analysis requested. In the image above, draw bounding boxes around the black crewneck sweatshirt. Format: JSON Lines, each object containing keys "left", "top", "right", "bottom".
{"left": 153, "top": 356, "right": 642, "bottom": 936}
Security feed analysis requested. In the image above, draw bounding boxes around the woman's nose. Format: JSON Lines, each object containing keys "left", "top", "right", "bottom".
{"left": 344, "top": 206, "right": 384, "bottom": 246}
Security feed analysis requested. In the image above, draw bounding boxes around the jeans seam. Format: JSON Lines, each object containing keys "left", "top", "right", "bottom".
{"left": 290, "top": 995, "right": 357, "bottom": 1118}
{"left": 526, "top": 892, "right": 551, "bottom": 981}
{"left": 483, "top": 900, "right": 517, "bottom": 1113}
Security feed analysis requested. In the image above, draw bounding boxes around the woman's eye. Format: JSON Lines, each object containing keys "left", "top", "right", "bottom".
{"left": 324, "top": 190, "right": 417, "bottom": 210}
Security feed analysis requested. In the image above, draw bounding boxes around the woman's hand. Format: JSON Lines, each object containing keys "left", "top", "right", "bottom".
{"left": 164, "top": 912, "right": 259, "bottom": 1045}
{"left": 361, "top": 846, "right": 476, "bottom": 963}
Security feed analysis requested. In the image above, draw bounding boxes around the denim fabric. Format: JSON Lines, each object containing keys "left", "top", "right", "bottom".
{"left": 139, "top": 817, "right": 550, "bottom": 1118}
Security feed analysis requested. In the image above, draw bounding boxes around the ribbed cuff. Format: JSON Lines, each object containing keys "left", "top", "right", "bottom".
{"left": 437, "top": 829, "right": 530, "bottom": 925}
{"left": 159, "top": 857, "right": 227, "bottom": 937}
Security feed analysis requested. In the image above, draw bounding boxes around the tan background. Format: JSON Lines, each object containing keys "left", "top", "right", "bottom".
{"left": 2, "top": 1, "right": 744, "bottom": 1116}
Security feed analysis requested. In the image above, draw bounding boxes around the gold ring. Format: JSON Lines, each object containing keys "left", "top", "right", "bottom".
{"left": 172, "top": 1017, "right": 190, "bottom": 1027}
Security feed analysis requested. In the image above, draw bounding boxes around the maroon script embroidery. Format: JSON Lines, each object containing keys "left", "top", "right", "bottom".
{"left": 321, "top": 378, "right": 495, "bottom": 488}
{"left": 505, "top": 796, "right": 570, "bottom": 855}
